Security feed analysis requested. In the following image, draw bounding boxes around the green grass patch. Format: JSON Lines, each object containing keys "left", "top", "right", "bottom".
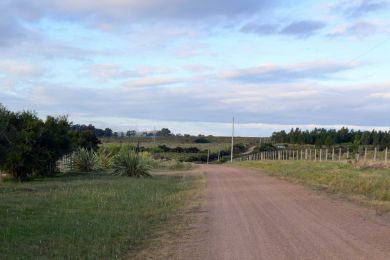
{"left": 238, "top": 161, "right": 390, "bottom": 212}
{"left": 0, "top": 172, "right": 197, "bottom": 259}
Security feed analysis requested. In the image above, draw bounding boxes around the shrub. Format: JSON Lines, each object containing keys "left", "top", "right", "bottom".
{"left": 194, "top": 138, "right": 210, "bottom": 143}
{"left": 97, "top": 148, "right": 113, "bottom": 170}
{"left": 70, "top": 148, "right": 98, "bottom": 172}
{"left": 112, "top": 151, "right": 151, "bottom": 177}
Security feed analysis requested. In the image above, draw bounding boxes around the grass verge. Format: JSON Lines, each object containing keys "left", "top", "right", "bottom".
{"left": 0, "top": 171, "right": 200, "bottom": 259}
{"left": 237, "top": 161, "right": 390, "bottom": 214}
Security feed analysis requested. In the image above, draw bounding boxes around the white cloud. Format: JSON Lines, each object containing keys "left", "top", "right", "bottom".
{"left": 0, "top": 60, "right": 44, "bottom": 78}
{"left": 328, "top": 20, "right": 389, "bottom": 37}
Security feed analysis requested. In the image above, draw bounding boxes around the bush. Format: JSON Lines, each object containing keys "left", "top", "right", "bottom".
{"left": 70, "top": 148, "right": 98, "bottom": 172}
{"left": 194, "top": 138, "right": 210, "bottom": 143}
{"left": 97, "top": 148, "right": 113, "bottom": 170}
{"left": 112, "top": 151, "right": 151, "bottom": 177}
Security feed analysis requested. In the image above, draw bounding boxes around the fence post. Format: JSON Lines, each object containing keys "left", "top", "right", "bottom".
{"left": 339, "top": 148, "right": 342, "bottom": 161}
{"left": 347, "top": 148, "right": 349, "bottom": 160}
{"left": 374, "top": 147, "right": 377, "bottom": 161}
{"left": 320, "top": 149, "right": 322, "bottom": 162}
{"left": 385, "top": 148, "right": 388, "bottom": 164}
{"left": 314, "top": 149, "right": 317, "bottom": 161}
{"left": 325, "top": 149, "right": 328, "bottom": 161}
{"left": 332, "top": 147, "right": 334, "bottom": 161}
{"left": 364, "top": 148, "right": 367, "bottom": 161}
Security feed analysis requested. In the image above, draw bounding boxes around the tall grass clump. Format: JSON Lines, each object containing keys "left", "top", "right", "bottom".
{"left": 70, "top": 148, "right": 98, "bottom": 172}
{"left": 112, "top": 150, "right": 151, "bottom": 177}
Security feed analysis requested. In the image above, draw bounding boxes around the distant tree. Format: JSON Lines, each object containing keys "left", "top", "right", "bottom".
{"left": 156, "top": 128, "right": 173, "bottom": 136}
{"left": 126, "top": 130, "right": 137, "bottom": 136}
{"left": 104, "top": 128, "right": 113, "bottom": 137}
{"left": 324, "top": 136, "right": 334, "bottom": 147}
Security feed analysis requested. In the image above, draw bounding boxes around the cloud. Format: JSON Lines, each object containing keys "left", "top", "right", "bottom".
{"left": 0, "top": 60, "right": 44, "bottom": 78}
{"left": 241, "top": 20, "right": 326, "bottom": 38}
{"left": 0, "top": 15, "right": 30, "bottom": 47}
{"left": 88, "top": 64, "right": 141, "bottom": 81}
{"left": 279, "top": 20, "right": 326, "bottom": 37}
{"left": 220, "top": 61, "right": 360, "bottom": 84}
{"left": 3, "top": 0, "right": 277, "bottom": 29}
{"left": 328, "top": 21, "right": 388, "bottom": 37}
{"left": 124, "top": 77, "right": 185, "bottom": 88}
{"left": 3, "top": 80, "right": 390, "bottom": 134}
{"left": 49, "top": 0, "right": 276, "bottom": 21}
{"left": 332, "top": 0, "right": 389, "bottom": 18}
{"left": 241, "top": 23, "right": 278, "bottom": 35}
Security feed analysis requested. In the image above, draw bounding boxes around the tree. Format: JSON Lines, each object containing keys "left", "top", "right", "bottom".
{"left": 324, "top": 136, "right": 334, "bottom": 147}
{"left": 71, "top": 130, "right": 101, "bottom": 151}
{"left": 126, "top": 130, "right": 136, "bottom": 137}
{"left": 156, "top": 128, "right": 172, "bottom": 136}
{"left": 36, "top": 116, "right": 73, "bottom": 175}
{"left": 104, "top": 128, "right": 113, "bottom": 137}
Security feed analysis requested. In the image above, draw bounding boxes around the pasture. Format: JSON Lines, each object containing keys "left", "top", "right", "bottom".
{"left": 0, "top": 171, "right": 202, "bottom": 258}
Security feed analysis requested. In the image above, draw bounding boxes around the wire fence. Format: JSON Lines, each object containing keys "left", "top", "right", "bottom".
{"left": 235, "top": 147, "right": 389, "bottom": 164}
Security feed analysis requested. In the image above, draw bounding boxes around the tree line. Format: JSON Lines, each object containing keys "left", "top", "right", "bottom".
{"left": 272, "top": 127, "right": 390, "bottom": 147}
{"left": 0, "top": 105, "right": 100, "bottom": 180}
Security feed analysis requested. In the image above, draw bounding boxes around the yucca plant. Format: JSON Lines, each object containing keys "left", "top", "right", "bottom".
{"left": 70, "top": 148, "right": 98, "bottom": 172}
{"left": 97, "top": 147, "right": 113, "bottom": 170}
{"left": 112, "top": 150, "right": 151, "bottom": 177}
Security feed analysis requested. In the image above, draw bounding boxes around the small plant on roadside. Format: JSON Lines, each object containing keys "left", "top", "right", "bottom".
{"left": 112, "top": 150, "right": 151, "bottom": 177}
{"left": 70, "top": 148, "right": 98, "bottom": 172}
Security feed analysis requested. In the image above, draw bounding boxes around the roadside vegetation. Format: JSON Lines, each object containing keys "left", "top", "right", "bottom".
{"left": 0, "top": 104, "right": 204, "bottom": 258}
{"left": 238, "top": 161, "right": 390, "bottom": 213}
{"left": 0, "top": 171, "right": 201, "bottom": 258}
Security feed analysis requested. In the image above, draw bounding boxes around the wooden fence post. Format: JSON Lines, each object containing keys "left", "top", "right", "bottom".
{"left": 385, "top": 148, "right": 388, "bottom": 164}
{"left": 364, "top": 147, "right": 367, "bottom": 161}
{"left": 339, "top": 148, "right": 342, "bottom": 161}
{"left": 325, "top": 149, "right": 328, "bottom": 161}
{"left": 374, "top": 147, "right": 377, "bottom": 161}
{"left": 320, "top": 149, "right": 322, "bottom": 162}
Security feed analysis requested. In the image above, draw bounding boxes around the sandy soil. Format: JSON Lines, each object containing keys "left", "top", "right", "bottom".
{"left": 175, "top": 165, "right": 390, "bottom": 260}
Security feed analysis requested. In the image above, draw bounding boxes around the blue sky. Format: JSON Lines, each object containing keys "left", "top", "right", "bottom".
{"left": 1, "top": 0, "right": 390, "bottom": 136}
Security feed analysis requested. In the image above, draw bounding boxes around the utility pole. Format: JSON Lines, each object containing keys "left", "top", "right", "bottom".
{"left": 230, "top": 117, "right": 235, "bottom": 163}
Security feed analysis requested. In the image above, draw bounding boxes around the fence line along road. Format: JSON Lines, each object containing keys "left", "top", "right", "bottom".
{"left": 236, "top": 147, "right": 389, "bottom": 163}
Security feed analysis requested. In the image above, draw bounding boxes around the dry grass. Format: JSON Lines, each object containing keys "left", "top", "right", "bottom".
{"left": 238, "top": 161, "right": 390, "bottom": 214}
{"left": 128, "top": 169, "right": 206, "bottom": 259}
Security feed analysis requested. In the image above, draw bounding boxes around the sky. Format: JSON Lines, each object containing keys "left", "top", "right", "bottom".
{"left": 1, "top": 0, "right": 390, "bottom": 136}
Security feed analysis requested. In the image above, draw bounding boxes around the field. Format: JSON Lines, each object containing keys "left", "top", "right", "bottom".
{"left": 101, "top": 136, "right": 260, "bottom": 153}
{"left": 237, "top": 161, "right": 390, "bottom": 213}
{"left": 0, "top": 171, "right": 202, "bottom": 259}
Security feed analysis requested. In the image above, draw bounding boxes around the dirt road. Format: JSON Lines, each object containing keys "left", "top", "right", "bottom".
{"left": 178, "top": 165, "right": 390, "bottom": 260}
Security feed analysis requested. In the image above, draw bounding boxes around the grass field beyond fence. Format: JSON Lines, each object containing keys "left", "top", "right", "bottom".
{"left": 0, "top": 172, "right": 198, "bottom": 259}
{"left": 238, "top": 161, "right": 390, "bottom": 213}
